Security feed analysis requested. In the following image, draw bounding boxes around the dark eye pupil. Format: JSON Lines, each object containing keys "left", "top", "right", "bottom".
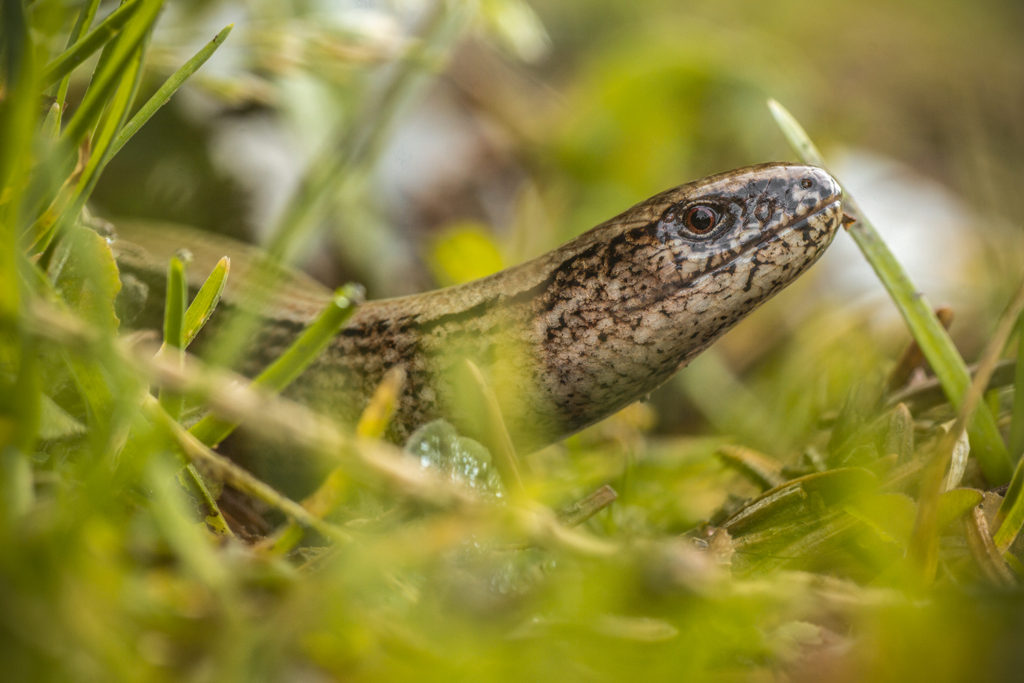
{"left": 685, "top": 206, "right": 717, "bottom": 233}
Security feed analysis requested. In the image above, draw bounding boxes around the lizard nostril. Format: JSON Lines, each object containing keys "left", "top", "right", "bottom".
{"left": 800, "top": 177, "right": 813, "bottom": 189}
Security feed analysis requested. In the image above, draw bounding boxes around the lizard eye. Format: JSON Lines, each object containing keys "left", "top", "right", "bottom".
{"left": 657, "top": 201, "right": 726, "bottom": 242}
{"left": 683, "top": 205, "right": 719, "bottom": 235}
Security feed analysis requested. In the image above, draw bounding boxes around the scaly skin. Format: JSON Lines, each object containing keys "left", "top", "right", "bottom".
{"left": 114, "top": 162, "right": 842, "bottom": 450}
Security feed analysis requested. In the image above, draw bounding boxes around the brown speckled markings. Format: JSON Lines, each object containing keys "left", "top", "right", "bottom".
{"left": 285, "top": 163, "right": 842, "bottom": 450}
{"left": 114, "top": 163, "right": 842, "bottom": 452}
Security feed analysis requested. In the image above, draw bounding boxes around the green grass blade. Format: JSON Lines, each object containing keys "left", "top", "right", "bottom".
{"left": 110, "top": 24, "right": 233, "bottom": 158}
{"left": 263, "top": 366, "right": 405, "bottom": 555}
{"left": 189, "top": 284, "right": 364, "bottom": 447}
{"left": 146, "top": 397, "right": 350, "bottom": 543}
{"left": 162, "top": 257, "right": 187, "bottom": 352}
{"left": 2, "top": 334, "right": 40, "bottom": 518}
{"left": 767, "top": 98, "right": 1012, "bottom": 485}
{"left": 155, "top": 256, "right": 232, "bottom": 535}
{"left": 67, "top": 38, "right": 148, "bottom": 210}
{"left": 56, "top": 0, "right": 160, "bottom": 153}
{"left": 26, "top": 0, "right": 162, "bottom": 255}
{"left": 0, "top": 0, "right": 36, "bottom": 204}
{"left": 984, "top": 285, "right": 1024, "bottom": 550}
{"left": 0, "top": 0, "right": 34, "bottom": 324}
{"left": 206, "top": 4, "right": 466, "bottom": 371}
{"left": 261, "top": 3, "right": 466, "bottom": 262}
{"left": 40, "top": 0, "right": 145, "bottom": 88}
{"left": 1009, "top": 315, "right": 1024, "bottom": 461}
{"left": 995, "top": 461, "right": 1024, "bottom": 551}
{"left": 54, "top": 0, "right": 103, "bottom": 117}
{"left": 145, "top": 456, "right": 231, "bottom": 590}
{"left": 158, "top": 256, "right": 186, "bottom": 420}
{"left": 919, "top": 278, "right": 1024, "bottom": 563}
{"left": 183, "top": 256, "right": 230, "bottom": 347}
{"left": 250, "top": 284, "right": 363, "bottom": 392}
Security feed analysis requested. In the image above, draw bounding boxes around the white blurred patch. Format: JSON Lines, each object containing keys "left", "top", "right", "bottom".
{"left": 818, "top": 149, "right": 978, "bottom": 310}
{"left": 209, "top": 114, "right": 302, "bottom": 241}
{"left": 374, "top": 94, "right": 487, "bottom": 213}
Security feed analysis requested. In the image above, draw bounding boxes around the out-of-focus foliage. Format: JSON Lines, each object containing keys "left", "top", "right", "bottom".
{"left": 3, "top": 0, "right": 1024, "bottom": 681}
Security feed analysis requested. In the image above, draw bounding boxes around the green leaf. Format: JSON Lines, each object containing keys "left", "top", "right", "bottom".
{"left": 723, "top": 467, "right": 878, "bottom": 535}
{"left": 993, "top": 460, "right": 1024, "bottom": 550}
{"left": 936, "top": 488, "right": 984, "bottom": 530}
{"left": 0, "top": 0, "right": 35, "bottom": 309}
{"left": 183, "top": 256, "right": 230, "bottom": 348}
{"left": 158, "top": 256, "right": 186, "bottom": 421}
{"left": 41, "top": 101, "right": 62, "bottom": 141}
{"left": 188, "top": 283, "right": 364, "bottom": 448}
{"left": 47, "top": 225, "right": 122, "bottom": 446}
{"left": 110, "top": 24, "right": 234, "bottom": 158}
{"left": 40, "top": 0, "right": 146, "bottom": 88}
{"left": 162, "top": 256, "right": 186, "bottom": 351}
{"left": 38, "top": 392, "right": 87, "bottom": 440}
{"left": 49, "top": 224, "right": 121, "bottom": 331}
{"left": 1009, "top": 315, "right": 1024, "bottom": 461}
{"left": 844, "top": 493, "right": 916, "bottom": 545}
{"left": 56, "top": 0, "right": 161, "bottom": 153}
{"left": 59, "top": 37, "right": 148, "bottom": 234}
{"left": 27, "top": 0, "right": 163, "bottom": 256}
{"left": 429, "top": 222, "right": 505, "bottom": 286}
{"left": 55, "top": 0, "right": 103, "bottom": 117}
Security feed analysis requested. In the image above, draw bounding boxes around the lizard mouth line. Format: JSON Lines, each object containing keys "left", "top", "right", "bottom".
{"left": 638, "top": 197, "right": 842, "bottom": 309}
{"left": 761, "top": 197, "right": 842, "bottom": 248}
{"left": 706, "top": 197, "right": 842, "bottom": 278}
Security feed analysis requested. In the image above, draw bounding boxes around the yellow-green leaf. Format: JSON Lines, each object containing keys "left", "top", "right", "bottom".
{"left": 429, "top": 222, "right": 504, "bottom": 286}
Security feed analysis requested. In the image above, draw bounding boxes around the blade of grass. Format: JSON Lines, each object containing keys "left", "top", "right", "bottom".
{"left": 262, "top": 1, "right": 466, "bottom": 261}
{"left": 716, "top": 444, "right": 786, "bottom": 490}
{"left": 40, "top": 0, "right": 145, "bottom": 88}
{"left": 461, "top": 358, "right": 526, "bottom": 495}
{"left": 40, "top": 20, "right": 227, "bottom": 269}
{"left": 1009, "top": 315, "right": 1024, "bottom": 461}
{"left": 189, "top": 283, "right": 364, "bottom": 448}
{"left": 1, "top": 334, "right": 40, "bottom": 519}
{"left": 206, "top": 2, "right": 468, "bottom": 371}
{"left": 988, "top": 290, "right": 1024, "bottom": 551}
{"left": 912, "top": 279, "right": 1024, "bottom": 575}
{"left": 28, "top": 37, "right": 148, "bottom": 281}
{"left": 158, "top": 256, "right": 186, "bottom": 420}
{"left": 965, "top": 504, "right": 1017, "bottom": 586}
{"left": 145, "top": 456, "right": 233, "bottom": 590}
{"left": 768, "top": 98, "right": 1012, "bottom": 485}
{"left": 109, "top": 24, "right": 233, "bottom": 158}
{"left": 26, "top": 0, "right": 163, "bottom": 255}
{"left": 0, "top": 0, "right": 36, "bottom": 207}
{"left": 145, "top": 396, "right": 349, "bottom": 543}
{"left": 262, "top": 366, "right": 406, "bottom": 555}
{"left": 558, "top": 485, "right": 618, "bottom": 527}
{"left": 41, "top": 100, "right": 62, "bottom": 140}
{"left": 183, "top": 256, "right": 230, "bottom": 347}
{"left": 0, "top": 0, "right": 33, "bottom": 326}
{"left": 65, "top": 36, "right": 149, "bottom": 220}
{"left": 162, "top": 253, "right": 233, "bottom": 538}
{"left": 54, "top": 0, "right": 103, "bottom": 118}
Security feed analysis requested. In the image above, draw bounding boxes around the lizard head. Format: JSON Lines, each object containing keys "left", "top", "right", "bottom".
{"left": 649, "top": 162, "right": 843, "bottom": 287}
{"left": 532, "top": 162, "right": 843, "bottom": 441}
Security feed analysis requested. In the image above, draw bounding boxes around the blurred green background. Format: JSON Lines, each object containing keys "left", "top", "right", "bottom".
{"left": 5, "top": 0, "right": 1024, "bottom": 680}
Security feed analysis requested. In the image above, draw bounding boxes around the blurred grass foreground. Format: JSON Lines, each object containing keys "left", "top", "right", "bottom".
{"left": 3, "top": 0, "right": 1024, "bottom": 680}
